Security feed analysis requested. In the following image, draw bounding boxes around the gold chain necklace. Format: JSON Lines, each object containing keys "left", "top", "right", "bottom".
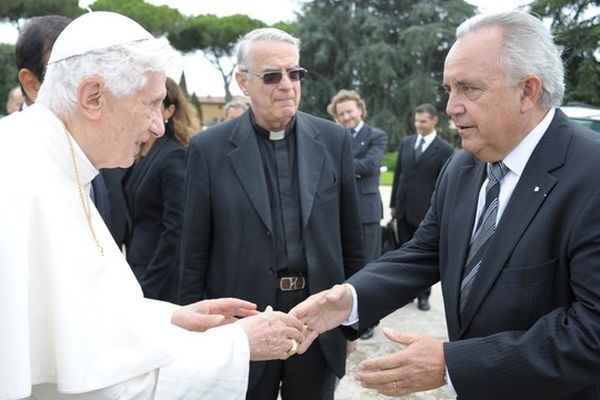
{"left": 63, "top": 125, "right": 104, "bottom": 256}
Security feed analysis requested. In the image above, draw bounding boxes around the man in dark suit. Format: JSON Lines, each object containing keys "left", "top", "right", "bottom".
{"left": 390, "top": 103, "right": 454, "bottom": 310}
{"left": 180, "top": 28, "right": 365, "bottom": 400}
{"left": 327, "top": 89, "right": 387, "bottom": 340}
{"left": 291, "top": 11, "right": 600, "bottom": 400}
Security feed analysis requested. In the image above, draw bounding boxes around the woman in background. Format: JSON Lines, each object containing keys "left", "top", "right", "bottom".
{"left": 124, "top": 77, "right": 200, "bottom": 303}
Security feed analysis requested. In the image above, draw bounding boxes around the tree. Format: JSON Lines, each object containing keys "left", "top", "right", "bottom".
{"left": 0, "top": 0, "right": 81, "bottom": 26}
{"left": 0, "top": 44, "right": 18, "bottom": 115}
{"left": 529, "top": 0, "right": 600, "bottom": 107}
{"left": 89, "top": 0, "right": 184, "bottom": 36}
{"left": 295, "top": 0, "right": 475, "bottom": 149}
{"left": 169, "top": 14, "right": 266, "bottom": 101}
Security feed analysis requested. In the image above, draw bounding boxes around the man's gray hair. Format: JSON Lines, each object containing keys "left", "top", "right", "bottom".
{"left": 235, "top": 28, "right": 300, "bottom": 71}
{"left": 457, "top": 11, "right": 564, "bottom": 110}
{"left": 37, "top": 37, "right": 176, "bottom": 117}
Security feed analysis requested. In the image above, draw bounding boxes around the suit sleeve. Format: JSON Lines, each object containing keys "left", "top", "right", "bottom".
{"left": 445, "top": 185, "right": 600, "bottom": 399}
{"left": 345, "top": 156, "right": 450, "bottom": 335}
{"left": 139, "top": 147, "right": 186, "bottom": 300}
{"left": 353, "top": 129, "right": 388, "bottom": 178}
{"left": 340, "top": 132, "right": 367, "bottom": 279}
{"left": 179, "top": 140, "right": 212, "bottom": 305}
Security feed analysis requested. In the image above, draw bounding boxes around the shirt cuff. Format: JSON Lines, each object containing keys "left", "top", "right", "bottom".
{"left": 341, "top": 283, "right": 359, "bottom": 327}
{"left": 445, "top": 366, "right": 457, "bottom": 395}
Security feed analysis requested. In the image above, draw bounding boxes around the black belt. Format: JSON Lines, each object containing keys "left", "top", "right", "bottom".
{"left": 277, "top": 276, "right": 306, "bottom": 291}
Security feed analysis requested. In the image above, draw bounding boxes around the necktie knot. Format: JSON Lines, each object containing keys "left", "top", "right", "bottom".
{"left": 488, "top": 161, "right": 508, "bottom": 184}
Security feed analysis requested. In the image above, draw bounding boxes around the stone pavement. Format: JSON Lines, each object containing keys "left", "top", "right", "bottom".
{"left": 335, "top": 186, "right": 454, "bottom": 399}
{"left": 334, "top": 283, "right": 454, "bottom": 399}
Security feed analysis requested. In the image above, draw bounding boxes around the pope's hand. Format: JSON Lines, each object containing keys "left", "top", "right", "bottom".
{"left": 171, "top": 298, "right": 258, "bottom": 332}
{"left": 355, "top": 327, "right": 446, "bottom": 397}
{"left": 236, "top": 306, "right": 306, "bottom": 361}
{"left": 289, "top": 284, "right": 354, "bottom": 353}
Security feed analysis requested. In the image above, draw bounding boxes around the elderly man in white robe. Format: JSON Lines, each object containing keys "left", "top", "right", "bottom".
{"left": 0, "top": 11, "right": 306, "bottom": 400}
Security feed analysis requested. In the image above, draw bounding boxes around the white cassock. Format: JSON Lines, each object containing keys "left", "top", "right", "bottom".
{"left": 0, "top": 104, "right": 249, "bottom": 400}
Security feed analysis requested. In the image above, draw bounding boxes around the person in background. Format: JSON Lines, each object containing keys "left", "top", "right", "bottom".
{"left": 327, "top": 89, "right": 387, "bottom": 340}
{"left": 124, "top": 76, "right": 199, "bottom": 303}
{"left": 291, "top": 10, "right": 600, "bottom": 400}
{"left": 180, "top": 27, "right": 365, "bottom": 400}
{"left": 223, "top": 98, "right": 249, "bottom": 121}
{"left": 15, "top": 15, "right": 70, "bottom": 107}
{"left": 390, "top": 103, "right": 454, "bottom": 311}
{"left": 0, "top": 11, "right": 306, "bottom": 399}
{"left": 5, "top": 86, "right": 24, "bottom": 114}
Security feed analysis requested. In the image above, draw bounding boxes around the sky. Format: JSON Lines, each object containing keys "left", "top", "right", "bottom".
{"left": 0, "top": 0, "right": 533, "bottom": 97}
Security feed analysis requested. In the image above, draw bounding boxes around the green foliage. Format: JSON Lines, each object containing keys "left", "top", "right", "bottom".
{"left": 380, "top": 170, "right": 394, "bottom": 186}
{"left": 0, "top": 0, "right": 82, "bottom": 25}
{"left": 88, "top": 0, "right": 184, "bottom": 36}
{"left": 382, "top": 150, "right": 398, "bottom": 172}
{"left": 530, "top": 0, "right": 600, "bottom": 107}
{"left": 0, "top": 44, "right": 18, "bottom": 115}
{"left": 169, "top": 14, "right": 266, "bottom": 100}
{"left": 295, "top": 0, "right": 475, "bottom": 150}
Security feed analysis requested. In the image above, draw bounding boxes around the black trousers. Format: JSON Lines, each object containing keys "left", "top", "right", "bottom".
{"left": 245, "top": 288, "right": 336, "bottom": 400}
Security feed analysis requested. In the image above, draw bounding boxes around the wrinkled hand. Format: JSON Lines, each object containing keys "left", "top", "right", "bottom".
{"left": 355, "top": 328, "right": 446, "bottom": 397}
{"left": 172, "top": 298, "right": 258, "bottom": 332}
{"left": 289, "top": 284, "right": 354, "bottom": 353}
{"left": 236, "top": 306, "right": 306, "bottom": 361}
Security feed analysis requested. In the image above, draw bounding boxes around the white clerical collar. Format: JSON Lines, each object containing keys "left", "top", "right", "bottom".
{"left": 270, "top": 130, "right": 285, "bottom": 140}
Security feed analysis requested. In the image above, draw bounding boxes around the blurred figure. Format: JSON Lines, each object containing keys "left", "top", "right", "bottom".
{"left": 390, "top": 103, "right": 454, "bottom": 311}
{"left": 124, "top": 77, "right": 200, "bottom": 303}
{"left": 15, "top": 15, "right": 70, "bottom": 106}
{"left": 5, "top": 86, "right": 24, "bottom": 114}
{"left": 180, "top": 27, "right": 364, "bottom": 400}
{"left": 224, "top": 98, "right": 249, "bottom": 121}
{"left": 327, "top": 89, "right": 388, "bottom": 340}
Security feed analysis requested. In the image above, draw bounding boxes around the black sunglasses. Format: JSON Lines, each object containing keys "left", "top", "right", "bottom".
{"left": 244, "top": 68, "right": 308, "bottom": 84}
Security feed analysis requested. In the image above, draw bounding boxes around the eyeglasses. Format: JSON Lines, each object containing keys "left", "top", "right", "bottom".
{"left": 243, "top": 68, "right": 308, "bottom": 84}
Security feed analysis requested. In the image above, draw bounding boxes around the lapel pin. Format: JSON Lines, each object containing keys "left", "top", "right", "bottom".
{"left": 534, "top": 186, "right": 540, "bottom": 192}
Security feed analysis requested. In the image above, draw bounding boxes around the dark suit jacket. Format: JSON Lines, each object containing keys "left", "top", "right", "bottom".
{"left": 180, "top": 111, "right": 365, "bottom": 378}
{"left": 124, "top": 133, "right": 185, "bottom": 303}
{"left": 348, "top": 110, "right": 600, "bottom": 399}
{"left": 390, "top": 134, "right": 454, "bottom": 225}
{"left": 99, "top": 168, "right": 130, "bottom": 248}
{"left": 352, "top": 123, "right": 388, "bottom": 224}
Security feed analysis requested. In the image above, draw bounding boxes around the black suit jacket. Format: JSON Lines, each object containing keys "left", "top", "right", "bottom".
{"left": 390, "top": 134, "right": 454, "bottom": 225}
{"left": 180, "top": 111, "right": 365, "bottom": 378}
{"left": 99, "top": 168, "right": 130, "bottom": 248}
{"left": 124, "top": 133, "right": 185, "bottom": 303}
{"left": 352, "top": 123, "right": 388, "bottom": 224}
{"left": 348, "top": 110, "right": 600, "bottom": 399}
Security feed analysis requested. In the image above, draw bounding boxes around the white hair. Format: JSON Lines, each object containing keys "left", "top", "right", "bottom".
{"left": 37, "top": 37, "right": 176, "bottom": 117}
{"left": 235, "top": 28, "right": 300, "bottom": 71}
{"left": 457, "top": 11, "right": 564, "bottom": 110}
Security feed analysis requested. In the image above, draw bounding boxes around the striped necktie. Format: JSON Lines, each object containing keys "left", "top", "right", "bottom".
{"left": 414, "top": 137, "right": 425, "bottom": 161}
{"left": 459, "top": 161, "right": 508, "bottom": 315}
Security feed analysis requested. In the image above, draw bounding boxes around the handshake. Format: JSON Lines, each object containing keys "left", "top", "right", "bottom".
{"left": 171, "top": 284, "right": 355, "bottom": 361}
